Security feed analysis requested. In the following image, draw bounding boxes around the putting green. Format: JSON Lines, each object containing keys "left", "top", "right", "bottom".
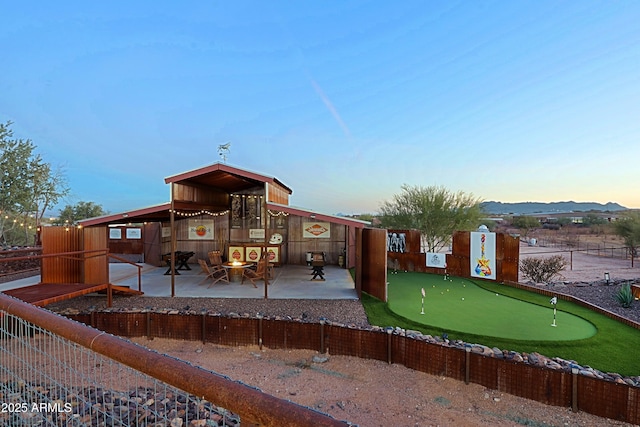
{"left": 387, "top": 273, "right": 597, "bottom": 341}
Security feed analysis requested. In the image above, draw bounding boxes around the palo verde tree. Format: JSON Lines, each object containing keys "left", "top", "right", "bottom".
{"left": 378, "top": 184, "right": 484, "bottom": 252}
{"left": 0, "top": 121, "right": 69, "bottom": 246}
{"left": 613, "top": 211, "right": 640, "bottom": 259}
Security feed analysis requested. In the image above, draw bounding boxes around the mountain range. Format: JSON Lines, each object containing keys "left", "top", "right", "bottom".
{"left": 481, "top": 201, "right": 627, "bottom": 215}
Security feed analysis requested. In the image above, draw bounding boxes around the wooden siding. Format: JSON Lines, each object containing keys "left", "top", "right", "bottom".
{"left": 360, "top": 228, "right": 387, "bottom": 301}
{"left": 285, "top": 216, "right": 347, "bottom": 265}
{"left": 267, "top": 182, "right": 289, "bottom": 204}
{"left": 143, "top": 222, "right": 163, "bottom": 266}
{"left": 172, "top": 182, "right": 230, "bottom": 208}
{"left": 161, "top": 214, "right": 230, "bottom": 264}
{"left": 41, "top": 227, "right": 83, "bottom": 284}
{"left": 83, "top": 227, "right": 108, "bottom": 285}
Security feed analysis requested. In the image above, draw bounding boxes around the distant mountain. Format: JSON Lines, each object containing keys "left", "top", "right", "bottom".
{"left": 481, "top": 201, "right": 627, "bottom": 215}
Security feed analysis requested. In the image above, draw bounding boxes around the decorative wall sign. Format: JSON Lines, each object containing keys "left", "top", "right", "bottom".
{"left": 426, "top": 252, "right": 447, "bottom": 268}
{"left": 470, "top": 231, "right": 496, "bottom": 280}
{"left": 246, "top": 246, "right": 262, "bottom": 262}
{"left": 188, "top": 219, "right": 214, "bottom": 240}
{"left": 109, "top": 228, "right": 122, "bottom": 239}
{"left": 126, "top": 228, "right": 141, "bottom": 239}
{"left": 162, "top": 227, "right": 171, "bottom": 238}
{"left": 267, "top": 246, "right": 279, "bottom": 263}
{"left": 249, "top": 229, "right": 265, "bottom": 239}
{"left": 228, "top": 246, "right": 245, "bottom": 262}
{"left": 303, "top": 222, "right": 330, "bottom": 238}
{"left": 387, "top": 232, "right": 406, "bottom": 253}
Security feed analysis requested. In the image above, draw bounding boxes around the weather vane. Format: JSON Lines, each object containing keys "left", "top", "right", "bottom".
{"left": 217, "top": 142, "right": 231, "bottom": 163}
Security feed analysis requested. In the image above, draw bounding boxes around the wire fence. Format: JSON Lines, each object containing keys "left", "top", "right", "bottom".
{"left": 532, "top": 238, "right": 633, "bottom": 259}
{"left": 0, "top": 311, "right": 240, "bottom": 427}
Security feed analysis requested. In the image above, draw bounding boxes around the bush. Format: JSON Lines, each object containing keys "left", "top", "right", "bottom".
{"left": 615, "top": 283, "right": 634, "bottom": 308}
{"left": 519, "top": 255, "right": 568, "bottom": 284}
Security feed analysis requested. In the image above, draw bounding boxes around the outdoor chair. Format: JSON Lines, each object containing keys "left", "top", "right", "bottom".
{"left": 242, "top": 259, "right": 270, "bottom": 288}
{"left": 198, "top": 259, "right": 229, "bottom": 288}
{"left": 208, "top": 250, "right": 223, "bottom": 268}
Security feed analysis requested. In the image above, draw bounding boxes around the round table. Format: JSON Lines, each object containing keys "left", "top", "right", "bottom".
{"left": 222, "top": 262, "right": 251, "bottom": 283}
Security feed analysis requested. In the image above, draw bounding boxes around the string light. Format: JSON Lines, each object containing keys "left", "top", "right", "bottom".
{"left": 169, "top": 209, "right": 230, "bottom": 217}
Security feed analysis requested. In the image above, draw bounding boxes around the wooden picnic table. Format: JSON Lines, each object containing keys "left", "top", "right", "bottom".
{"left": 163, "top": 251, "right": 195, "bottom": 275}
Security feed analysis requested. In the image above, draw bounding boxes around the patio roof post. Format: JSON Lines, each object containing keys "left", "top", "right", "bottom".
{"left": 170, "top": 182, "right": 176, "bottom": 297}
{"left": 263, "top": 189, "right": 269, "bottom": 299}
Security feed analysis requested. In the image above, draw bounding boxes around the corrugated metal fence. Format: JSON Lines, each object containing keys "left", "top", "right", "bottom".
{"left": 66, "top": 310, "right": 640, "bottom": 424}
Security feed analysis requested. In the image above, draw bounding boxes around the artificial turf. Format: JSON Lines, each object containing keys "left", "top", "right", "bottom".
{"left": 387, "top": 273, "right": 596, "bottom": 340}
{"left": 361, "top": 271, "right": 640, "bottom": 376}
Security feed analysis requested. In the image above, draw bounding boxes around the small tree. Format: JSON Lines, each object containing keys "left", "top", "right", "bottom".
{"left": 54, "top": 201, "right": 107, "bottom": 225}
{"left": 379, "top": 184, "right": 483, "bottom": 252}
{"left": 519, "top": 255, "right": 568, "bottom": 284}
{"left": 510, "top": 216, "right": 540, "bottom": 238}
{"left": 613, "top": 211, "right": 640, "bottom": 259}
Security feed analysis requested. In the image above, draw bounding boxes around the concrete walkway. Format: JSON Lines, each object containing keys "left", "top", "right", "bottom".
{"left": 1, "top": 263, "right": 359, "bottom": 300}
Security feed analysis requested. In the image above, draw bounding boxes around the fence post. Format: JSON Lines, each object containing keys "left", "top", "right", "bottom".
{"left": 320, "top": 320, "right": 325, "bottom": 354}
{"left": 258, "top": 314, "right": 263, "bottom": 350}
{"left": 571, "top": 365, "right": 579, "bottom": 412}
{"left": 146, "top": 311, "right": 153, "bottom": 340}
{"left": 387, "top": 328, "right": 393, "bottom": 364}
{"left": 202, "top": 312, "right": 206, "bottom": 345}
{"left": 465, "top": 345, "right": 471, "bottom": 384}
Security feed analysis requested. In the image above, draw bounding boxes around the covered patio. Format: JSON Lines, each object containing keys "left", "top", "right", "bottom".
{"left": 75, "top": 162, "right": 371, "bottom": 300}
{"left": 1, "top": 262, "right": 358, "bottom": 301}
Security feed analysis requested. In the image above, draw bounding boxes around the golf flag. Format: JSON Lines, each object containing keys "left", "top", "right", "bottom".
{"left": 421, "top": 288, "right": 426, "bottom": 298}
{"left": 550, "top": 296, "right": 557, "bottom": 305}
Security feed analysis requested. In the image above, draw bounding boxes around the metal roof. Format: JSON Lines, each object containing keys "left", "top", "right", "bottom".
{"left": 266, "top": 202, "right": 370, "bottom": 228}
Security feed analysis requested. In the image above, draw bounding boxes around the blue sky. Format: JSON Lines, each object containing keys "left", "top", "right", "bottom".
{"left": 2, "top": 1, "right": 639, "bottom": 216}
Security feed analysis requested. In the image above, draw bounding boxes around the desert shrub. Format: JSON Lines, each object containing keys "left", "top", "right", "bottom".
{"left": 615, "top": 283, "right": 634, "bottom": 308}
{"left": 519, "top": 255, "right": 568, "bottom": 284}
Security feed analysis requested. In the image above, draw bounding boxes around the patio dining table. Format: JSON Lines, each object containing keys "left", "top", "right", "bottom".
{"left": 163, "top": 251, "right": 195, "bottom": 275}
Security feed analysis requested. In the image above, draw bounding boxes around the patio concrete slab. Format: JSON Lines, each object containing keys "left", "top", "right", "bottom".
{"left": 1, "top": 263, "right": 359, "bottom": 300}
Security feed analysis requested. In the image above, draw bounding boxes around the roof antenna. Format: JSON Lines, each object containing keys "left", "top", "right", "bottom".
{"left": 217, "top": 142, "right": 231, "bottom": 163}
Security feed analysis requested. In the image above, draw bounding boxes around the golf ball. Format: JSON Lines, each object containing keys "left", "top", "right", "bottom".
{"left": 496, "top": 293, "right": 499, "bottom": 296}
{"left": 461, "top": 298, "right": 464, "bottom": 300}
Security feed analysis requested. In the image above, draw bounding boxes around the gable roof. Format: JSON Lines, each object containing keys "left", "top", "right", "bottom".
{"left": 165, "top": 162, "right": 292, "bottom": 194}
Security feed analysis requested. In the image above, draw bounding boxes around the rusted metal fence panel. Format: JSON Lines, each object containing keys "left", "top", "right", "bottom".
{"left": 358, "top": 329, "right": 388, "bottom": 362}
{"left": 273, "top": 321, "right": 321, "bottom": 351}
{"left": 401, "top": 339, "right": 465, "bottom": 381}
{"left": 219, "top": 317, "right": 259, "bottom": 347}
{"left": 493, "top": 359, "right": 571, "bottom": 407}
{"left": 469, "top": 352, "right": 499, "bottom": 389}
{"left": 150, "top": 313, "right": 203, "bottom": 341}
{"left": 0, "top": 248, "right": 41, "bottom": 276}
{"left": 578, "top": 376, "right": 637, "bottom": 424}
{"left": 60, "top": 311, "right": 640, "bottom": 424}
{"left": 93, "top": 312, "right": 147, "bottom": 337}
{"left": 324, "top": 324, "right": 362, "bottom": 357}
{"left": 203, "top": 315, "right": 222, "bottom": 344}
